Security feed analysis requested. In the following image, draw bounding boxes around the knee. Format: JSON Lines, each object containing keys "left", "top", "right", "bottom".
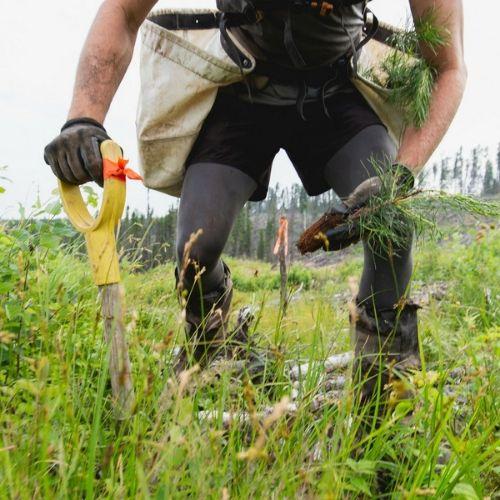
{"left": 360, "top": 234, "right": 414, "bottom": 308}
{"left": 363, "top": 230, "right": 414, "bottom": 263}
{"left": 176, "top": 231, "right": 223, "bottom": 275}
{"left": 324, "top": 125, "right": 398, "bottom": 198}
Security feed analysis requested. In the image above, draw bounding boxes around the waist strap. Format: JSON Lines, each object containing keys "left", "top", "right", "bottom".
{"left": 149, "top": 10, "right": 385, "bottom": 41}
{"left": 149, "top": 11, "right": 248, "bottom": 30}
{"left": 254, "top": 54, "right": 351, "bottom": 85}
{"left": 149, "top": 9, "right": 380, "bottom": 73}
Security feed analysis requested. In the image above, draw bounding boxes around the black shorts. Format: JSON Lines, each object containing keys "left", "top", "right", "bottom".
{"left": 187, "top": 83, "right": 383, "bottom": 201}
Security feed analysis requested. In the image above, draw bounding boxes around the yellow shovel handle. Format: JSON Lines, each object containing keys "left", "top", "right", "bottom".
{"left": 59, "top": 140, "right": 126, "bottom": 286}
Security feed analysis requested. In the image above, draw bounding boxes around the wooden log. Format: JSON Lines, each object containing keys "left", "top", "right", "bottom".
{"left": 198, "top": 389, "right": 342, "bottom": 427}
{"left": 289, "top": 352, "right": 353, "bottom": 381}
{"left": 292, "top": 375, "right": 347, "bottom": 394}
{"left": 100, "top": 283, "right": 135, "bottom": 419}
{"left": 198, "top": 402, "right": 298, "bottom": 427}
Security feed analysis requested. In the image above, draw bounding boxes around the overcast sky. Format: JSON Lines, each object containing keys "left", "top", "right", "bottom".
{"left": 1, "top": 0, "right": 499, "bottom": 217}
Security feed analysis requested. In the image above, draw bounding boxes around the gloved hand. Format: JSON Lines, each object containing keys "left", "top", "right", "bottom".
{"left": 44, "top": 118, "right": 111, "bottom": 187}
{"left": 325, "top": 164, "right": 415, "bottom": 251}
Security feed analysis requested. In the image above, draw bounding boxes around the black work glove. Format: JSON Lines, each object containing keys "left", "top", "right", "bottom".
{"left": 325, "top": 164, "right": 415, "bottom": 251}
{"left": 43, "top": 118, "right": 111, "bottom": 187}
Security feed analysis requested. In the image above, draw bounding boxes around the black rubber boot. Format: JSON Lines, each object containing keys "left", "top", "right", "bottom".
{"left": 174, "top": 262, "right": 233, "bottom": 374}
{"left": 351, "top": 300, "right": 422, "bottom": 406}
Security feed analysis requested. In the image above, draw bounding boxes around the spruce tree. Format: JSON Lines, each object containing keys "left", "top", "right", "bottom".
{"left": 264, "top": 217, "right": 276, "bottom": 262}
{"left": 257, "top": 229, "right": 266, "bottom": 261}
{"left": 453, "top": 147, "right": 464, "bottom": 193}
{"left": 468, "top": 146, "right": 484, "bottom": 195}
{"left": 243, "top": 205, "right": 252, "bottom": 257}
{"left": 440, "top": 157, "right": 451, "bottom": 191}
{"left": 482, "top": 160, "right": 495, "bottom": 197}
{"left": 432, "top": 162, "right": 440, "bottom": 188}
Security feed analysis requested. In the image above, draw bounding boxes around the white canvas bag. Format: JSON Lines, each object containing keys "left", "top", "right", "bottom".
{"left": 350, "top": 37, "right": 407, "bottom": 148}
{"left": 137, "top": 11, "right": 408, "bottom": 197}
{"left": 136, "top": 9, "right": 255, "bottom": 197}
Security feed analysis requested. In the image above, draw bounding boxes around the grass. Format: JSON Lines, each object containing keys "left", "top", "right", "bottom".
{"left": 0, "top": 217, "right": 499, "bottom": 498}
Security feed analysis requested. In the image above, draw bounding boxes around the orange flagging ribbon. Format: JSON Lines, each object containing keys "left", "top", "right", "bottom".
{"left": 273, "top": 216, "right": 289, "bottom": 256}
{"left": 103, "top": 158, "right": 143, "bottom": 182}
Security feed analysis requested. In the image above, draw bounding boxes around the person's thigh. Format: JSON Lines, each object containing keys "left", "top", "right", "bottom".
{"left": 323, "top": 125, "right": 413, "bottom": 311}
{"left": 286, "top": 82, "right": 391, "bottom": 197}
{"left": 187, "top": 92, "right": 282, "bottom": 202}
{"left": 323, "top": 124, "right": 397, "bottom": 198}
{"left": 176, "top": 92, "right": 282, "bottom": 291}
{"left": 176, "top": 162, "right": 257, "bottom": 291}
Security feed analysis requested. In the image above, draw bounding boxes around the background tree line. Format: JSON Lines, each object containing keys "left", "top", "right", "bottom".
{"left": 119, "top": 143, "right": 500, "bottom": 268}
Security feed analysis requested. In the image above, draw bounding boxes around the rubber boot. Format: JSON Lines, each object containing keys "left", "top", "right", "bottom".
{"left": 351, "top": 300, "right": 421, "bottom": 406}
{"left": 174, "top": 262, "right": 233, "bottom": 375}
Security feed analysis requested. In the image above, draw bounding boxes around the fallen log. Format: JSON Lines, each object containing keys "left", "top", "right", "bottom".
{"left": 289, "top": 352, "right": 353, "bottom": 381}
{"left": 198, "top": 390, "right": 342, "bottom": 427}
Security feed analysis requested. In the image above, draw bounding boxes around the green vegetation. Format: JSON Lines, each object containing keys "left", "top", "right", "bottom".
{"left": 354, "top": 165, "right": 500, "bottom": 255}
{"left": 385, "top": 11, "right": 448, "bottom": 127}
{"left": 1, "top": 193, "right": 499, "bottom": 497}
{"left": 364, "top": 10, "right": 449, "bottom": 127}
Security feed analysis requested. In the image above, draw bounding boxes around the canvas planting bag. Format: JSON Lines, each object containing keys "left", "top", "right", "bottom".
{"left": 136, "top": 9, "right": 255, "bottom": 197}
{"left": 350, "top": 26, "right": 408, "bottom": 148}
{"left": 136, "top": 10, "right": 408, "bottom": 197}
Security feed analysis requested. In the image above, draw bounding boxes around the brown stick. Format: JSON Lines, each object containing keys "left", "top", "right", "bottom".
{"left": 100, "top": 283, "right": 135, "bottom": 419}
{"left": 274, "top": 216, "right": 289, "bottom": 314}
{"left": 296, "top": 211, "right": 344, "bottom": 254}
{"left": 279, "top": 244, "right": 288, "bottom": 312}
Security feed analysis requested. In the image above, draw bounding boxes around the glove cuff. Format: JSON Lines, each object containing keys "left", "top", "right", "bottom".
{"left": 392, "top": 163, "right": 415, "bottom": 190}
{"left": 61, "top": 117, "right": 106, "bottom": 133}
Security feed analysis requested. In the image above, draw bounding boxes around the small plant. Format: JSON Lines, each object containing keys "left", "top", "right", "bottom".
{"left": 354, "top": 166, "right": 499, "bottom": 255}
{"left": 368, "top": 10, "right": 449, "bottom": 127}
{"left": 297, "top": 161, "right": 499, "bottom": 257}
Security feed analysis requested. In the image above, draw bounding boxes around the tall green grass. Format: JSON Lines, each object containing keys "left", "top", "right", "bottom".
{"left": 0, "top": 206, "right": 499, "bottom": 497}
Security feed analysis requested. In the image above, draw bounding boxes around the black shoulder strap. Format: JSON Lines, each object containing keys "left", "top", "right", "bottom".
{"left": 356, "top": 7, "right": 379, "bottom": 51}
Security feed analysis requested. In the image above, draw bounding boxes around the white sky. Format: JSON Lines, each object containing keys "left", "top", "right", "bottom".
{"left": 1, "top": 0, "right": 499, "bottom": 216}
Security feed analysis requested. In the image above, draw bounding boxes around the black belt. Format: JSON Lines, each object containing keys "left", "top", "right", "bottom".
{"left": 149, "top": 12, "right": 254, "bottom": 70}
{"left": 149, "top": 12, "right": 248, "bottom": 31}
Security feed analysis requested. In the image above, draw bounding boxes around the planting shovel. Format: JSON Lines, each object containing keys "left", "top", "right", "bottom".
{"left": 58, "top": 140, "right": 139, "bottom": 419}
